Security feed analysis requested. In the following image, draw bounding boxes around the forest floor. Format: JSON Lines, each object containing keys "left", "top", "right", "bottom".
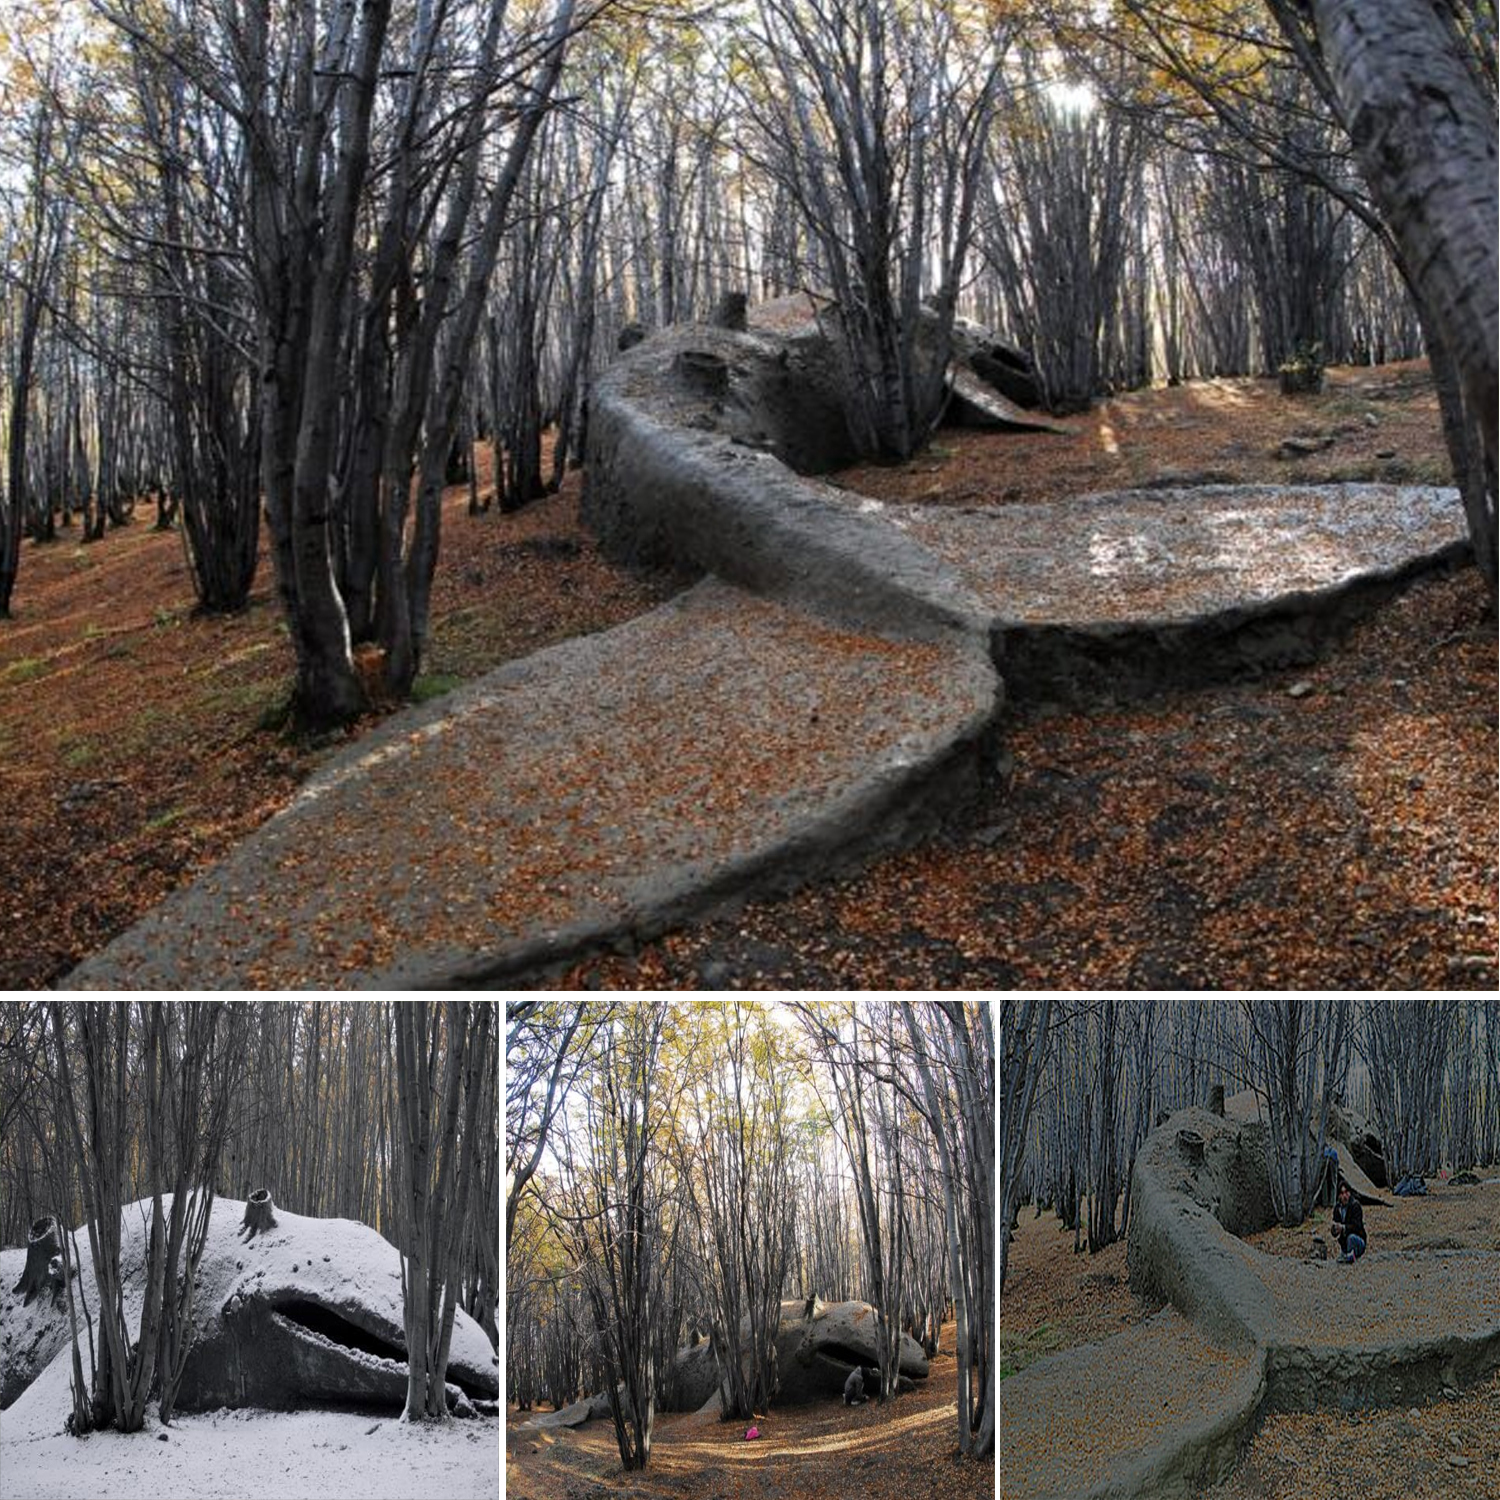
{"left": 833, "top": 357, "right": 1454, "bottom": 506}
{"left": 505, "top": 1322, "right": 989, "bottom": 1500}
{"left": 0, "top": 452, "right": 675, "bottom": 987}
{"left": 558, "top": 360, "right": 1498, "bottom": 990}
{"left": 0, "top": 1405, "right": 500, "bottom": 1500}
{"left": 1246, "top": 1174, "right": 1500, "bottom": 1259}
{"left": 999, "top": 1208, "right": 1163, "bottom": 1378}
{"left": 1207, "top": 1372, "right": 1500, "bottom": 1500}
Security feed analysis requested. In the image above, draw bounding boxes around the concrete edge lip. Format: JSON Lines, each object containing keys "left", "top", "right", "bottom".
{"left": 348, "top": 648, "right": 1001, "bottom": 990}
{"left": 587, "top": 348, "right": 995, "bottom": 647}
{"left": 1081, "top": 1347, "right": 1269, "bottom": 1500}
{"left": 67, "top": 574, "right": 1000, "bottom": 990}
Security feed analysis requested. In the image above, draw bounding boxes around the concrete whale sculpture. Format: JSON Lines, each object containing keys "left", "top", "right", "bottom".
{"left": 659, "top": 1298, "right": 931, "bottom": 1412}
{"left": 0, "top": 1194, "right": 498, "bottom": 1416}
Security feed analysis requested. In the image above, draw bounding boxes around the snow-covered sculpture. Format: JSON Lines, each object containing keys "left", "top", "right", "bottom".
{"left": 1, "top": 1196, "right": 498, "bottom": 1417}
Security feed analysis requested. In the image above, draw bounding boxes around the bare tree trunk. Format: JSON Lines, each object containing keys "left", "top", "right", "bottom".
{"left": 558, "top": 1004, "right": 668, "bottom": 1470}
{"left": 393, "top": 1001, "right": 495, "bottom": 1421}
{"left": 903, "top": 1009, "right": 973, "bottom": 1455}
{"left": 1000, "top": 1000, "right": 1052, "bottom": 1295}
{"left": 1309, "top": 0, "right": 1496, "bottom": 481}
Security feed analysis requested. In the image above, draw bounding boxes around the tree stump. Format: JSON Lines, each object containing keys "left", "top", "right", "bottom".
{"left": 241, "top": 1189, "right": 277, "bottom": 1240}
{"left": 710, "top": 291, "right": 748, "bottom": 332}
{"left": 12, "top": 1216, "right": 63, "bottom": 1306}
{"left": 1207, "top": 1084, "right": 1225, "bottom": 1118}
{"left": 616, "top": 322, "right": 647, "bottom": 352}
{"left": 1177, "top": 1129, "right": 1206, "bottom": 1164}
{"left": 673, "top": 349, "right": 730, "bottom": 398}
{"left": 1279, "top": 364, "right": 1324, "bottom": 395}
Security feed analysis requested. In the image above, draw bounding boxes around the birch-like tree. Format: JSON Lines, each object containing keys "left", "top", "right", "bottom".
{"left": 999, "top": 998, "right": 1051, "bottom": 1295}
{"left": 556, "top": 1002, "right": 671, "bottom": 1471}
{"left": 391, "top": 1000, "right": 497, "bottom": 1421}
{"left": 681, "top": 1001, "right": 796, "bottom": 1420}
{"left": 1239, "top": 998, "right": 1353, "bottom": 1226}
{"left": 1357, "top": 1000, "right": 1456, "bottom": 1185}
{"left": 903, "top": 1001, "right": 994, "bottom": 1457}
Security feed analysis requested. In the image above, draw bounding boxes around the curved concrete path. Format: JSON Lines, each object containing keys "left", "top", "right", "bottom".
{"left": 70, "top": 583, "right": 993, "bottom": 987}
{"left": 68, "top": 308, "right": 1469, "bottom": 987}
{"left": 1000, "top": 1310, "right": 1266, "bottom": 1500}
{"left": 1003, "top": 1109, "right": 1500, "bottom": 1500}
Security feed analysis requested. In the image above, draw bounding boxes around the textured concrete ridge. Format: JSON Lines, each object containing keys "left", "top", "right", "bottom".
{"left": 996, "top": 1106, "right": 1500, "bottom": 1500}
{"left": 1005, "top": 1109, "right": 1500, "bottom": 1500}
{"left": 838, "top": 482, "right": 1470, "bottom": 701}
{"left": 583, "top": 322, "right": 994, "bottom": 647}
{"left": 1001, "top": 1310, "right": 1268, "bottom": 1500}
{"left": 70, "top": 582, "right": 996, "bottom": 988}
{"left": 1129, "top": 1106, "right": 1500, "bottom": 1371}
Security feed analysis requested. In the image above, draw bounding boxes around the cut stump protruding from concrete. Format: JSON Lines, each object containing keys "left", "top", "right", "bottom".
{"left": 1177, "top": 1129, "right": 1206, "bottom": 1165}
{"left": 673, "top": 348, "right": 731, "bottom": 397}
{"left": 241, "top": 1190, "right": 277, "bottom": 1240}
{"left": 711, "top": 291, "right": 749, "bottom": 331}
{"left": 12, "top": 1217, "right": 63, "bottom": 1306}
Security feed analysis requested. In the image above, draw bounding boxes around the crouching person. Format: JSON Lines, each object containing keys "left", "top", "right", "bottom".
{"left": 843, "top": 1366, "right": 866, "bottom": 1406}
{"left": 1332, "top": 1181, "right": 1367, "bottom": 1264}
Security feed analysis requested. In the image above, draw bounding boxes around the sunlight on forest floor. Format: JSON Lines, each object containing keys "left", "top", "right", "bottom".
{"left": 834, "top": 359, "right": 1449, "bottom": 510}
{"left": 506, "top": 1321, "right": 989, "bottom": 1500}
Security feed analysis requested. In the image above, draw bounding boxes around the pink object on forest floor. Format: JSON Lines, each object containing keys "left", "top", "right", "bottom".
{"left": 744, "top": 1426, "right": 760, "bottom": 1440}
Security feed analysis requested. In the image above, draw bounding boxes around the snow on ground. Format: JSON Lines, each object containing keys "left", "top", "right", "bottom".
{"left": 1, "top": 1404, "right": 499, "bottom": 1499}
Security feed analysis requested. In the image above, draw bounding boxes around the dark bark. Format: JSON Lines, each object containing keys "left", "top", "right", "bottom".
{"left": 12, "top": 1214, "right": 64, "bottom": 1305}
{"left": 240, "top": 1189, "right": 277, "bottom": 1239}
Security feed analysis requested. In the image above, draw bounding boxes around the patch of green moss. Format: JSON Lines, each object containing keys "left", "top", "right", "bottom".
{"left": 60, "top": 738, "right": 98, "bottom": 769}
{"left": 143, "top": 805, "right": 192, "bottom": 833}
{"left": 2, "top": 657, "right": 48, "bottom": 684}
{"left": 411, "top": 673, "right": 463, "bottom": 705}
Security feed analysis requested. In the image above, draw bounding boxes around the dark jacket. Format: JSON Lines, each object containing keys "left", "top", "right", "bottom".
{"left": 1334, "top": 1197, "right": 1366, "bottom": 1245}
